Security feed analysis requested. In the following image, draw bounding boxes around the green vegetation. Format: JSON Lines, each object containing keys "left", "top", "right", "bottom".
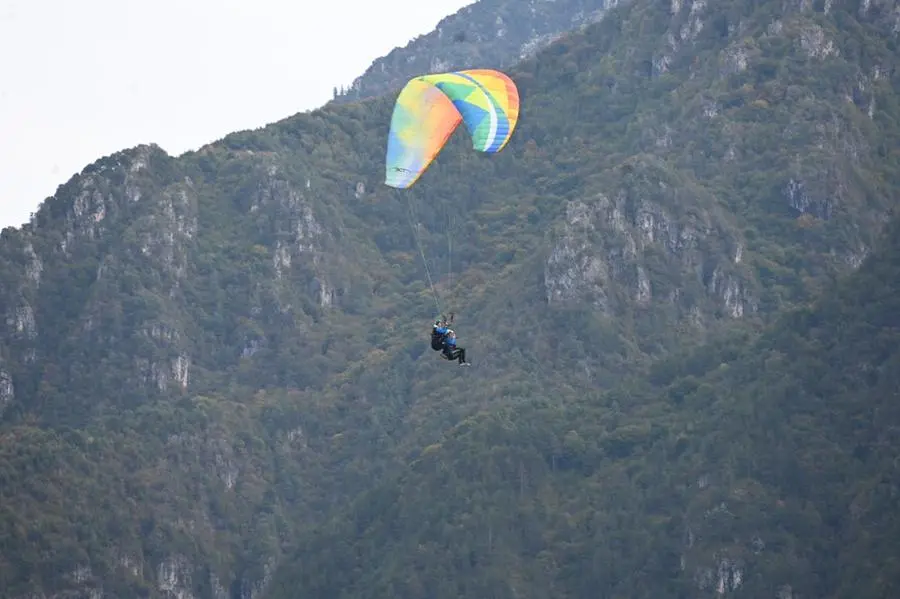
{"left": 268, "top": 212, "right": 900, "bottom": 599}
{"left": 266, "top": 210, "right": 900, "bottom": 598}
{"left": 0, "top": 0, "right": 898, "bottom": 596}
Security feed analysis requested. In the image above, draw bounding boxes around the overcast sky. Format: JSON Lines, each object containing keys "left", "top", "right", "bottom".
{"left": 0, "top": 0, "right": 475, "bottom": 229}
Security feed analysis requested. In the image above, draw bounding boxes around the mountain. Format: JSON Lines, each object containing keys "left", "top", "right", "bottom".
{"left": 1, "top": 0, "right": 899, "bottom": 596}
{"left": 331, "top": 0, "right": 616, "bottom": 104}
{"left": 264, "top": 206, "right": 900, "bottom": 599}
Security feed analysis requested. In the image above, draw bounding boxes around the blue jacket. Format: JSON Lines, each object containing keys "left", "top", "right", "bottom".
{"left": 434, "top": 326, "right": 449, "bottom": 336}
{"left": 444, "top": 336, "right": 457, "bottom": 349}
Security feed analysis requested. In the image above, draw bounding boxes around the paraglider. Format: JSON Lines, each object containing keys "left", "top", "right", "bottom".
{"left": 384, "top": 69, "right": 520, "bottom": 189}
{"left": 431, "top": 314, "right": 453, "bottom": 351}
{"left": 441, "top": 329, "right": 469, "bottom": 366}
{"left": 385, "top": 69, "right": 520, "bottom": 365}
{"left": 430, "top": 314, "right": 468, "bottom": 365}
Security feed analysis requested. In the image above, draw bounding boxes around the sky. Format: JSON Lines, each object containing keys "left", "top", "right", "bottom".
{"left": 0, "top": 0, "right": 476, "bottom": 229}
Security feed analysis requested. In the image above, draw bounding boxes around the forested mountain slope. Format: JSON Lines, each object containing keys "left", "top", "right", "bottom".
{"left": 0, "top": 0, "right": 898, "bottom": 595}
{"left": 265, "top": 208, "right": 900, "bottom": 599}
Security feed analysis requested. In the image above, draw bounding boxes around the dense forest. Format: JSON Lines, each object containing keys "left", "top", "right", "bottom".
{"left": 267, "top": 209, "right": 900, "bottom": 599}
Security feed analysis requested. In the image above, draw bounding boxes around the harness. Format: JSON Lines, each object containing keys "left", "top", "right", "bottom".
{"left": 430, "top": 314, "right": 455, "bottom": 352}
{"left": 431, "top": 330, "right": 446, "bottom": 351}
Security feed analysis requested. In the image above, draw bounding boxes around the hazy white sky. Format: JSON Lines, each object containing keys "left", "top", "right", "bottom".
{"left": 0, "top": 0, "right": 475, "bottom": 228}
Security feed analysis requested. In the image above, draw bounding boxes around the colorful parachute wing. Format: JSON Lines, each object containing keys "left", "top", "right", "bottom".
{"left": 385, "top": 69, "right": 520, "bottom": 189}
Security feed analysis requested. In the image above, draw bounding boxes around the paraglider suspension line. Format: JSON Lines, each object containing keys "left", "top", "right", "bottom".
{"left": 404, "top": 193, "right": 442, "bottom": 315}
{"left": 447, "top": 208, "right": 453, "bottom": 294}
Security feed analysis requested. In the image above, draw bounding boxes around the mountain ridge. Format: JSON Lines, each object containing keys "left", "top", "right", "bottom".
{"left": 331, "top": 0, "right": 617, "bottom": 104}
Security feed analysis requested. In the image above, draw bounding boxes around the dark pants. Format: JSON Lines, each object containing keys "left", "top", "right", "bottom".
{"left": 444, "top": 347, "right": 466, "bottom": 363}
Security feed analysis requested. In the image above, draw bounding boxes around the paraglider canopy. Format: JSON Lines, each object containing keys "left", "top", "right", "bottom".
{"left": 384, "top": 69, "right": 520, "bottom": 189}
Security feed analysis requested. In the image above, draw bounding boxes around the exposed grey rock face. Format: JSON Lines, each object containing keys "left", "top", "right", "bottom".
{"left": 544, "top": 158, "right": 756, "bottom": 325}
